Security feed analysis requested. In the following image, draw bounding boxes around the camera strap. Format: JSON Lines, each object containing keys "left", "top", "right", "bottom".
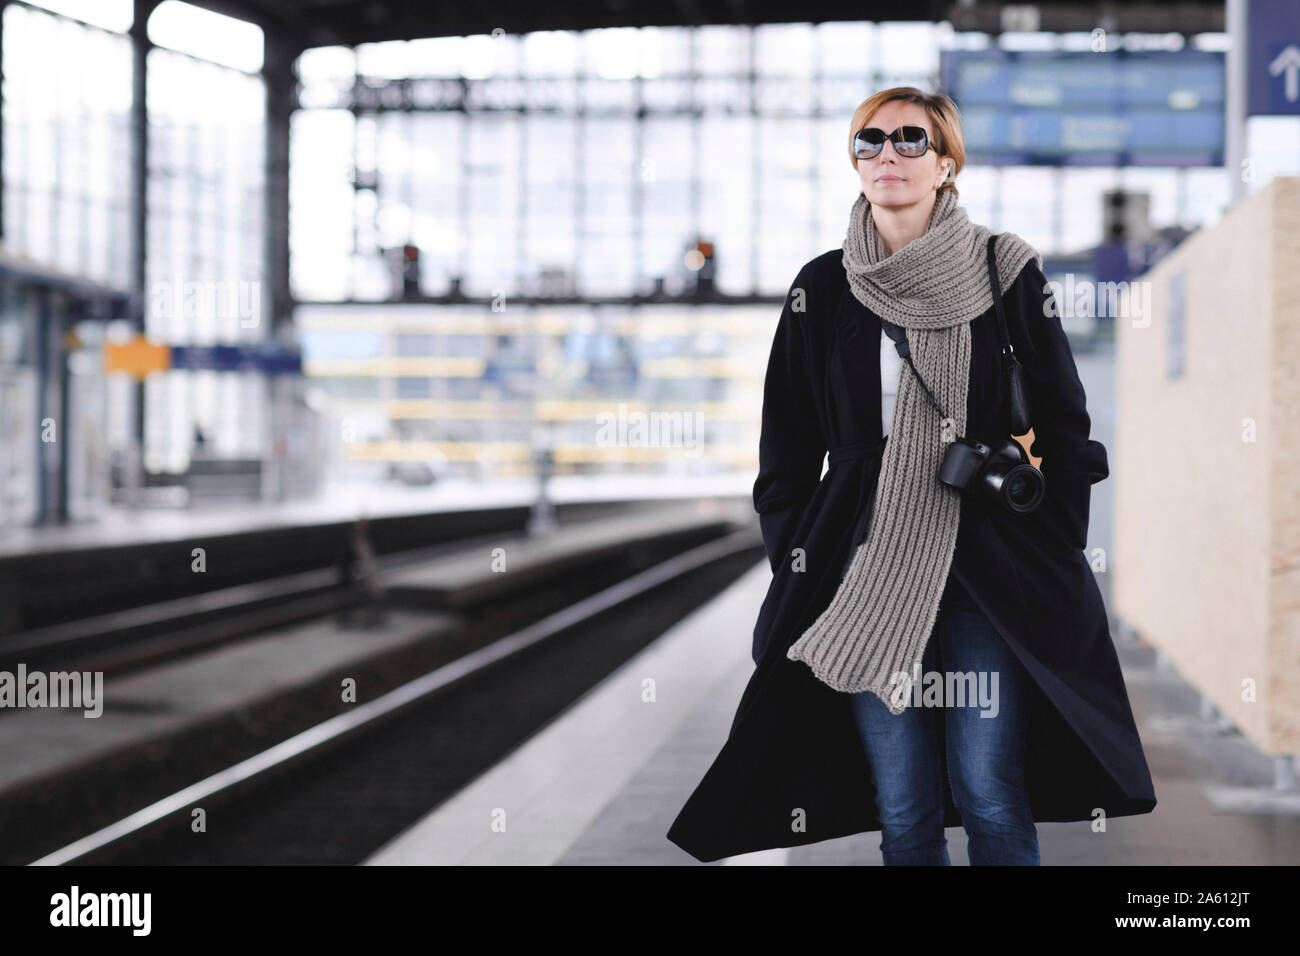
{"left": 985, "top": 235, "right": 1014, "bottom": 360}
{"left": 879, "top": 234, "right": 1031, "bottom": 431}
{"left": 985, "top": 233, "right": 1035, "bottom": 434}
{"left": 880, "top": 319, "right": 949, "bottom": 421}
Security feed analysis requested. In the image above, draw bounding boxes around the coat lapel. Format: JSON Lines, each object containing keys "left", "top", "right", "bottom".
{"left": 832, "top": 280, "right": 885, "bottom": 445}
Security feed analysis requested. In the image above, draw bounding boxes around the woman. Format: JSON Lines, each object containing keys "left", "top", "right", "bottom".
{"left": 666, "top": 87, "right": 1156, "bottom": 865}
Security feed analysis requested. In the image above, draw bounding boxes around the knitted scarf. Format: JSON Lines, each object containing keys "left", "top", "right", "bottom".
{"left": 784, "top": 188, "right": 1039, "bottom": 714}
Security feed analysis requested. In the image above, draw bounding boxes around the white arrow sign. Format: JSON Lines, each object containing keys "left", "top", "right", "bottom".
{"left": 1269, "top": 44, "right": 1300, "bottom": 103}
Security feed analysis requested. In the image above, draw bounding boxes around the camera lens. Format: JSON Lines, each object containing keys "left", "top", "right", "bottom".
{"left": 996, "top": 464, "right": 1045, "bottom": 513}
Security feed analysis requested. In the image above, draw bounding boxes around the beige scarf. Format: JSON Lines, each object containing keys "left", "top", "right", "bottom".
{"left": 784, "top": 188, "right": 1039, "bottom": 714}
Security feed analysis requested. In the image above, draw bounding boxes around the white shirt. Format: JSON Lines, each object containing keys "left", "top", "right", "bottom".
{"left": 880, "top": 328, "right": 904, "bottom": 437}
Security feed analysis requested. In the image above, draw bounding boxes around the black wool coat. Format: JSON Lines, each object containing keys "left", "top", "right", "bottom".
{"left": 667, "top": 247, "right": 1157, "bottom": 862}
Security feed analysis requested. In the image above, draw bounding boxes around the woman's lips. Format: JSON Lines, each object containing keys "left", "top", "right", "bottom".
{"left": 876, "top": 175, "right": 904, "bottom": 183}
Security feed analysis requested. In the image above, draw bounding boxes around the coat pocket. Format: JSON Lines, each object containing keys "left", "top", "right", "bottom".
{"left": 759, "top": 504, "right": 802, "bottom": 574}
{"left": 758, "top": 481, "right": 826, "bottom": 574}
{"left": 1034, "top": 469, "right": 1091, "bottom": 554}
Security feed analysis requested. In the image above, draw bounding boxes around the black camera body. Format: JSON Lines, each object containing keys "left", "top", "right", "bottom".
{"left": 939, "top": 435, "right": 1045, "bottom": 513}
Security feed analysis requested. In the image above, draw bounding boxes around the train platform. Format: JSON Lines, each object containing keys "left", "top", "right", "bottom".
{"left": 0, "top": 474, "right": 752, "bottom": 560}
{"left": 0, "top": 478, "right": 752, "bottom": 647}
{"left": 365, "top": 561, "right": 1300, "bottom": 866}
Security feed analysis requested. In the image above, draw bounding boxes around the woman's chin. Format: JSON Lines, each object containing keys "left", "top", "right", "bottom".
{"left": 865, "top": 191, "right": 927, "bottom": 209}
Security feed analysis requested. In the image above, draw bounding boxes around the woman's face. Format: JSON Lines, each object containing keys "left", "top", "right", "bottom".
{"left": 855, "top": 100, "right": 950, "bottom": 209}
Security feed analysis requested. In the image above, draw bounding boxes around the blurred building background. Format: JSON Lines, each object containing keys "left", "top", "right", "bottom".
{"left": 0, "top": 0, "right": 1297, "bottom": 526}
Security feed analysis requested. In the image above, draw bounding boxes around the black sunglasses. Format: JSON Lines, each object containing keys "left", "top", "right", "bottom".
{"left": 852, "top": 125, "right": 934, "bottom": 160}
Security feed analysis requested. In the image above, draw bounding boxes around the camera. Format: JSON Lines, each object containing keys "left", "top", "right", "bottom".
{"left": 938, "top": 436, "right": 1045, "bottom": 513}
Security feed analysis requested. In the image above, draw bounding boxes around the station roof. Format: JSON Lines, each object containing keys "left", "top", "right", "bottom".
{"left": 185, "top": 1, "right": 1225, "bottom": 51}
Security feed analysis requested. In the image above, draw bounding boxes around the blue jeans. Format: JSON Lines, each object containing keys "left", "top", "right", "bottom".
{"left": 848, "top": 575, "right": 1040, "bottom": 866}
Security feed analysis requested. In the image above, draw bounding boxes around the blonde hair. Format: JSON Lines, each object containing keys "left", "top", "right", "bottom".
{"left": 847, "top": 87, "right": 965, "bottom": 199}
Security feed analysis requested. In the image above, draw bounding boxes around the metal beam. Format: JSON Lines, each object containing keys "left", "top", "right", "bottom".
{"left": 128, "top": 0, "right": 160, "bottom": 495}
{"left": 180, "top": 2, "right": 1224, "bottom": 47}
{"left": 264, "top": 26, "right": 295, "bottom": 332}
{"left": 0, "top": 2, "right": 7, "bottom": 244}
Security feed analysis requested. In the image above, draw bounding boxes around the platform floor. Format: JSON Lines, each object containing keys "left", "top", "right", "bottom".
{"left": 365, "top": 559, "right": 1300, "bottom": 866}
{"left": 0, "top": 474, "right": 752, "bottom": 559}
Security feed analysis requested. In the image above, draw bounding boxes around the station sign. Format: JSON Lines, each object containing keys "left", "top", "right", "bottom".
{"left": 941, "top": 49, "right": 1225, "bottom": 166}
{"left": 1248, "top": 0, "right": 1300, "bottom": 116}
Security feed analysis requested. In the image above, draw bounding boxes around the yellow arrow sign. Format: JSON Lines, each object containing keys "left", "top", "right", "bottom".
{"left": 104, "top": 335, "right": 171, "bottom": 379}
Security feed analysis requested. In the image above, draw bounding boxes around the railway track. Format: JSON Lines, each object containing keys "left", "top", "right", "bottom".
{"left": 2, "top": 505, "right": 737, "bottom": 677}
{"left": 27, "top": 529, "right": 762, "bottom": 865}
